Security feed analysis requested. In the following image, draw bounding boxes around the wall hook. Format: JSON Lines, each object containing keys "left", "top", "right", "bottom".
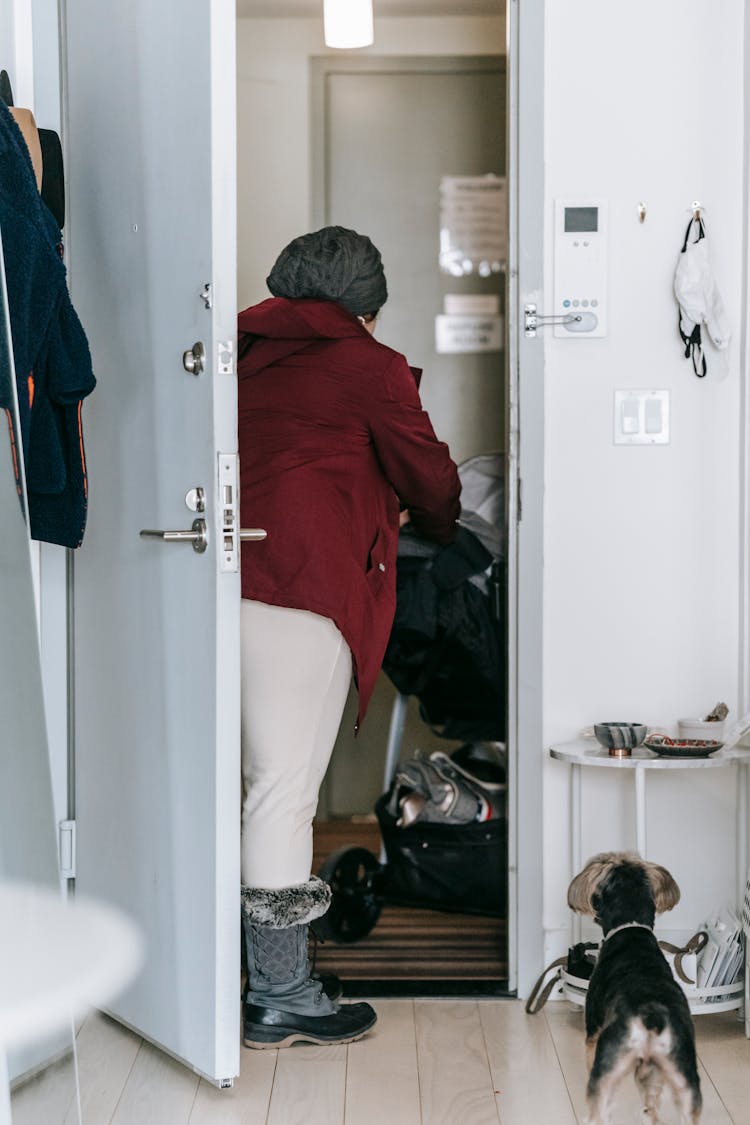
{"left": 637, "top": 202, "right": 647, "bottom": 224}
{"left": 692, "top": 200, "right": 703, "bottom": 221}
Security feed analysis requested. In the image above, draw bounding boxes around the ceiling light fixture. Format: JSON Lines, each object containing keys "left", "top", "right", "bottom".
{"left": 324, "top": 0, "right": 374, "bottom": 49}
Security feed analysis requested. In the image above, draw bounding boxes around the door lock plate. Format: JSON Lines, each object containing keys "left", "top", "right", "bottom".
{"left": 218, "top": 454, "right": 239, "bottom": 572}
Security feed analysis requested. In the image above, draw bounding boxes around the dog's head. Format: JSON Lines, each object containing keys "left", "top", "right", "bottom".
{"left": 567, "top": 851, "right": 680, "bottom": 933}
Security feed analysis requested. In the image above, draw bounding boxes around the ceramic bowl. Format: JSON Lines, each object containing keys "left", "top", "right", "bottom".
{"left": 594, "top": 722, "right": 648, "bottom": 751}
{"left": 677, "top": 718, "right": 725, "bottom": 741}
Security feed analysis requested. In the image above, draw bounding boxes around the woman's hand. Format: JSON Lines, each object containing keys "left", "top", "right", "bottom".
{"left": 399, "top": 509, "right": 411, "bottom": 528}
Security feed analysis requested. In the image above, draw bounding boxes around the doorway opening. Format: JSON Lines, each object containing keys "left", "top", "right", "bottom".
{"left": 236, "top": 3, "right": 510, "bottom": 995}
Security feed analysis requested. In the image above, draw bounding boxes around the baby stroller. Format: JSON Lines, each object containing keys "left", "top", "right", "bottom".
{"left": 317, "top": 452, "right": 507, "bottom": 943}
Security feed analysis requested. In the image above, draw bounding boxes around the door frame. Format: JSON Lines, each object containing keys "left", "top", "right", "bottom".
{"left": 310, "top": 19, "right": 546, "bottom": 996}
{"left": 505, "top": 0, "right": 545, "bottom": 998}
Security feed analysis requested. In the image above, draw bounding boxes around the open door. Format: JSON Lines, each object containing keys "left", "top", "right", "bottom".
{"left": 64, "top": 0, "right": 239, "bottom": 1083}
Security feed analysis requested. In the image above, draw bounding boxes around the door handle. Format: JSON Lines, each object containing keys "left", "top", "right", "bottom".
{"left": 238, "top": 528, "right": 267, "bottom": 542}
{"left": 140, "top": 518, "right": 208, "bottom": 553}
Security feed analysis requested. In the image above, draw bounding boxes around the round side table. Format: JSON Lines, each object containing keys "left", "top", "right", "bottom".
{"left": 549, "top": 740, "right": 749, "bottom": 943}
{"left": 0, "top": 881, "right": 142, "bottom": 1125}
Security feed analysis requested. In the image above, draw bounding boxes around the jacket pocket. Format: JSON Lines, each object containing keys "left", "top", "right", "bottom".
{"left": 366, "top": 528, "right": 388, "bottom": 582}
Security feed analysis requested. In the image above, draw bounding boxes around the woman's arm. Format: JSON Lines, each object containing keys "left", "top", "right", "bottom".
{"left": 369, "top": 354, "right": 461, "bottom": 543}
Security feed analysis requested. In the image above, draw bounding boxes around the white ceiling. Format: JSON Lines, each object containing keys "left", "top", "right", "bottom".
{"left": 236, "top": 1, "right": 502, "bottom": 18}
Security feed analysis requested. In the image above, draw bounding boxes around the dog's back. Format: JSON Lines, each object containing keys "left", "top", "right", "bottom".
{"left": 585, "top": 930, "right": 701, "bottom": 1124}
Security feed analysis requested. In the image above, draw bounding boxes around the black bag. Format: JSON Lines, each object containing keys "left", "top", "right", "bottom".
{"left": 375, "top": 793, "right": 506, "bottom": 916}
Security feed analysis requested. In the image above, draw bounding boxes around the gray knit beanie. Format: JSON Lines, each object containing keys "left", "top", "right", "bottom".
{"left": 266, "top": 225, "right": 388, "bottom": 316}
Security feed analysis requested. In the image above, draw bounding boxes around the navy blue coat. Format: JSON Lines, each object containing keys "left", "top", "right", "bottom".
{"left": 0, "top": 99, "right": 95, "bottom": 547}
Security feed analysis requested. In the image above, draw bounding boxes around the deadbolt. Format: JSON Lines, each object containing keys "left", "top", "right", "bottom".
{"left": 182, "top": 341, "right": 205, "bottom": 375}
{"left": 185, "top": 487, "right": 205, "bottom": 513}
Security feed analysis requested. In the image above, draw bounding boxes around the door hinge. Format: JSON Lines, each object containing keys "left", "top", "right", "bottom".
{"left": 59, "top": 819, "right": 76, "bottom": 879}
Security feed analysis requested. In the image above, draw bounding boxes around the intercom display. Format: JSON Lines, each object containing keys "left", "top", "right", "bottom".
{"left": 553, "top": 199, "right": 608, "bottom": 338}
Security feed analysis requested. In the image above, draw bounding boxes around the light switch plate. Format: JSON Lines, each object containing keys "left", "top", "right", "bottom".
{"left": 614, "top": 389, "right": 670, "bottom": 445}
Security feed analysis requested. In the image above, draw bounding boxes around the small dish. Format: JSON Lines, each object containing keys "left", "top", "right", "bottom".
{"left": 644, "top": 735, "right": 723, "bottom": 759}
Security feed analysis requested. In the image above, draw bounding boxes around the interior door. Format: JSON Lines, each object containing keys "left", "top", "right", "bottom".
{"left": 64, "top": 0, "right": 239, "bottom": 1083}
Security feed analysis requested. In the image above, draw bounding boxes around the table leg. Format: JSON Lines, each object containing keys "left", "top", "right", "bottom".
{"left": 635, "top": 768, "right": 647, "bottom": 857}
{"left": 572, "top": 764, "right": 582, "bottom": 942}
{"left": 0, "top": 1050, "right": 12, "bottom": 1125}
{"left": 737, "top": 761, "right": 747, "bottom": 906}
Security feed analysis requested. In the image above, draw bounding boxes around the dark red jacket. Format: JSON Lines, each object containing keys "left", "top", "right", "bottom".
{"left": 237, "top": 298, "right": 461, "bottom": 722}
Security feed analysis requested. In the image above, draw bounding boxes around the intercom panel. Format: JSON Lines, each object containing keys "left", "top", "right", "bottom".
{"left": 553, "top": 200, "right": 608, "bottom": 338}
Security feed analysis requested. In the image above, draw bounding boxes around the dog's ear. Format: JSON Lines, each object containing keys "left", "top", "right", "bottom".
{"left": 644, "top": 861, "right": 680, "bottom": 913}
{"left": 567, "top": 853, "right": 617, "bottom": 915}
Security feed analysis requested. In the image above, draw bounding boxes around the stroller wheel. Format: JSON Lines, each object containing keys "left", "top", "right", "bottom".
{"left": 316, "top": 846, "right": 384, "bottom": 943}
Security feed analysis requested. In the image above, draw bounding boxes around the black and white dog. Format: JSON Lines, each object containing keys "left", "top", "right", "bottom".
{"left": 567, "top": 852, "right": 701, "bottom": 1124}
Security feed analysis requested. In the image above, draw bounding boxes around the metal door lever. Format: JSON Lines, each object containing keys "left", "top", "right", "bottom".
{"left": 238, "top": 528, "right": 267, "bottom": 541}
{"left": 140, "top": 518, "right": 208, "bottom": 553}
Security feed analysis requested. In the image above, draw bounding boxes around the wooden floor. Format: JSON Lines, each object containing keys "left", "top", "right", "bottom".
{"left": 312, "top": 819, "right": 507, "bottom": 982}
{"left": 12, "top": 1001, "right": 750, "bottom": 1124}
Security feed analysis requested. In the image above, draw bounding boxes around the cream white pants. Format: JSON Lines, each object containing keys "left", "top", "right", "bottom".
{"left": 240, "top": 599, "right": 352, "bottom": 889}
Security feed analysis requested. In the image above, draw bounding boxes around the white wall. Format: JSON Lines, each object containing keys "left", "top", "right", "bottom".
{"left": 236, "top": 15, "right": 505, "bottom": 309}
{"left": 542, "top": 0, "right": 746, "bottom": 957}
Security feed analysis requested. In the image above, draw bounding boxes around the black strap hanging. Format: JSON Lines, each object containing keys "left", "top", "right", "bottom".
{"left": 677, "top": 217, "right": 707, "bottom": 378}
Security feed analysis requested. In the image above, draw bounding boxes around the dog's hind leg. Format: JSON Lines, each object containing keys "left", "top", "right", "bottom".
{"left": 634, "top": 1059, "right": 665, "bottom": 1123}
{"left": 672, "top": 1083, "right": 702, "bottom": 1124}
{"left": 585, "top": 1023, "right": 634, "bottom": 1125}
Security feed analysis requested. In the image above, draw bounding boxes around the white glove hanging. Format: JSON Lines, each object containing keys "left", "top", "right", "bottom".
{"left": 673, "top": 216, "right": 730, "bottom": 377}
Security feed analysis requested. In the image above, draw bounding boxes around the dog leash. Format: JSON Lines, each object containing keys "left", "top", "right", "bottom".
{"left": 524, "top": 955, "right": 568, "bottom": 1014}
{"left": 605, "top": 923, "right": 708, "bottom": 984}
{"left": 525, "top": 930, "right": 709, "bottom": 1012}
{"left": 658, "top": 931, "right": 708, "bottom": 985}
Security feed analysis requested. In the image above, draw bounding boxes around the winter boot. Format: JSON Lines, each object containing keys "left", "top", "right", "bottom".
{"left": 241, "top": 877, "right": 376, "bottom": 1049}
{"left": 241, "top": 915, "right": 342, "bottom": 1001}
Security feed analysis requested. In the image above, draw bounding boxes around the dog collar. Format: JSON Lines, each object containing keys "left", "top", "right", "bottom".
{"left": 603, "top": 921, "right": 653, "bottom": 942}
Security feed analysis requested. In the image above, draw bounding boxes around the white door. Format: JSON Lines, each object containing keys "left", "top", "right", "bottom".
{"left": 64, "top": 0, "right": 240, "bottom": 1084}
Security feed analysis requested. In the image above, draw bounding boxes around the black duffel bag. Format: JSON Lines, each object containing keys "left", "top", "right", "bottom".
{"left": 375, "top": 793, "right": 506, "bottom": 916}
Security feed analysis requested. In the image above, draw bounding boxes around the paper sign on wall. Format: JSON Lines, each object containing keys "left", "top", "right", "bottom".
{"left": 435, "top": 313, "right": 503, "bottom": 354}
{"left": 439, "top": 174, "right": 506, "bottom": 277}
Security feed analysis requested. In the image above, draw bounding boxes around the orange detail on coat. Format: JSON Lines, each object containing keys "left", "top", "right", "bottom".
{"left": 3, "top": 409, "right": 22, "bottom": 497}
{"left": 27, "top": 373, "right": 35, "bottom": 409}
{"left": 78, "top": 401, "right": 88, "bottom": 498}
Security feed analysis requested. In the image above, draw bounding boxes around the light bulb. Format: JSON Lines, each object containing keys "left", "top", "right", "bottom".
{"left": 324, "top": 0, "right": 374, "bottom": 50}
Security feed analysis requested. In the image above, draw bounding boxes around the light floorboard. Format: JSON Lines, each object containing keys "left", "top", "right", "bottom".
{"left": 344, "top": 1000, "right": 421, "bottom": 1125}
{"left": 480, "top": 999, "right": 577, "bottom": 1124}
{"left": 62, "top": 1013, "right": 141, "bottom": 1125}
{"left": 266, "top": 1043, "right": 347, "bottom": 1125}
{"left": 414, "top": 1000, "right": 499, "bottom": 1125}
{"left": 188, "top": 1047, "right": 277, "bottom": 1124}
{"left": 108, "top": 1040, "right": 200, "bottom": 1125}
{"left": 14, "top": 998, "right": 750, "bottom": 1124}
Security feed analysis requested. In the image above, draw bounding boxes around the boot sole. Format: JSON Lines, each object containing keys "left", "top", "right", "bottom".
{"left": 243, "top": 1017, "right": 377, "bottom": 1050}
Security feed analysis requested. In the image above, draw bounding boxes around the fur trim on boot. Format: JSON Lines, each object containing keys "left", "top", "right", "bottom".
{"left": 241, "top": 876, "right": 332, "bottom": 929}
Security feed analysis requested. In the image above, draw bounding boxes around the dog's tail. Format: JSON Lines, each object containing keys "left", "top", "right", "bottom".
{"left": 640, "top": 1000, "right": 670, "bottom": 1035}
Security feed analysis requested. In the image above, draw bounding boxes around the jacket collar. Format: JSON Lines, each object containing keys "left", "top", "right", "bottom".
{"left": 238, "top": 297, "right": 368, "bottom": 341}
{"left": 237, "top": 297, "right": 372, "bottom": 379}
